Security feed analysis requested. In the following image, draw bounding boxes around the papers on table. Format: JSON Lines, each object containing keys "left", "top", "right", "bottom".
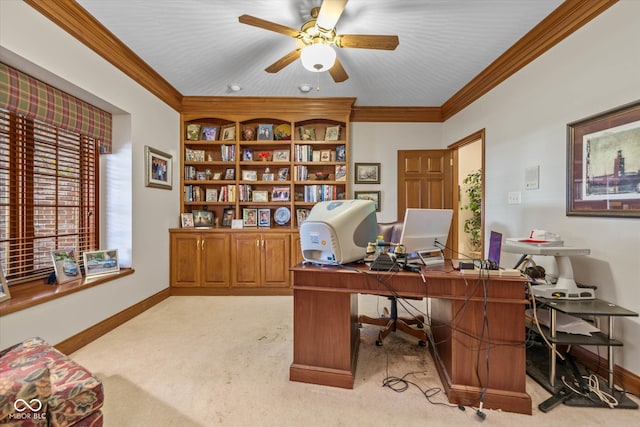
{"left": 526, "top": 307, "right": 600, "bottom": 336}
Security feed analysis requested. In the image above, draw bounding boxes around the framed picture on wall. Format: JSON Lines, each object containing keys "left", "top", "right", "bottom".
{"left": 567, "top": 100, "right": 640, "bottom": 217}
{"left": 354, "top": 163, "right": 380, "bottom": 184}
{"left": 354, "top": 191, "right": 381, "bottom": 212}
{"left": 145, "top": 145, "right": 172, "bottom": 190}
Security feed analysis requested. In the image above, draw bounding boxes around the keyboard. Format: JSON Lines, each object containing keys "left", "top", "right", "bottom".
{"left": 369, "top": 252, "right": 399, "bottom": 271}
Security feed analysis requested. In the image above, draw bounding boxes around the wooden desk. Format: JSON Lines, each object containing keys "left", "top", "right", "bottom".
{"left": 290, "top": 262, "right": 532, "bottom": 415}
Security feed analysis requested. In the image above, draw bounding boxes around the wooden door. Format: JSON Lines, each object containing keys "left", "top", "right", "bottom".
{"left": 397, "top": 150, "right": 454, "bottom": 257}
{"left": 201, "top": 234, "right": 230, "bottom": 287}
{"left": 261, "top": 233, "right": 291, "bottom": 288}
{"left": 231, "top": 234, "right": 261, "bottom": 287}
{"left": 170, "top": 232, "right": 201, "bottom": 287}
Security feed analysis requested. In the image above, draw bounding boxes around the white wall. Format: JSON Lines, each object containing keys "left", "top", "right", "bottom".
{"left": 442, "top": 1, "right": 640, "bottom": 373}
{"left": 0, "top": 1, "right": 180, "bottom": 348}
{"left": 351, "top": 122, "right": 441, "bottom": 222}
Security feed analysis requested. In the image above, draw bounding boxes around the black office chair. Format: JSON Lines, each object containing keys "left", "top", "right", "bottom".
{"left": 358, "top": 221, "right": 427, "bottom": 346}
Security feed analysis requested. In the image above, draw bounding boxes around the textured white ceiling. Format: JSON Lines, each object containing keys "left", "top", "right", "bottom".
{"left": 75, "top": 0, "right": 563, "bottom": 106}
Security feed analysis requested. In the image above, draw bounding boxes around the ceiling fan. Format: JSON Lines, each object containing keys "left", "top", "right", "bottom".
{"left": 238, "top": 0, "right": 399, "bottom": 83}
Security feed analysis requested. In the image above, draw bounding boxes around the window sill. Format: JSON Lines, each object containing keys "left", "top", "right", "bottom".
{"left": 0, "top": 268, "right": 134, "bottom": 316}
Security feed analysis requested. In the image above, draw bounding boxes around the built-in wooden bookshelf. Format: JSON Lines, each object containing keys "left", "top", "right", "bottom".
{"left": 170, "top": 97, "right": 355, "bottom": 294}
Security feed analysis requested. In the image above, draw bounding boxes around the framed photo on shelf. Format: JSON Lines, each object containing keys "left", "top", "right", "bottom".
{"left": 242, "top": 148, "right": 254, "bottom": 161}
{"left": 201, "top": 126, "right": 218, "bottom": 141}
{"left": 336, "top": 144, "right": 346, "bottom": 162}
{"left": 277, "top": 168, "right": 289, "bottom": 181}
{"left": 193, "top": 210, "right": 214, "bottom": 228}
{"left": 241, "top": 170, "right": 258, "bottom": 181}
{"left": 212, "top": 172, "right": 222, "bottom": 180}
{"left": 296, "top": 208, "right": 310, "bottom": 227}
{"left": 258, "top": 208, "right": 271, "bottom": 227}
{"left": 243, "top": 208, "right": 258, "bottom": 227}
{"left": 299, "top": 126, "right": 316, "bottom": 141}
{"left": 252, "top": 191, "right": 269, "bottom": 202}
{"left": 320, "top": 150, "right": 332, "bottom": 162}
{"left": 325, "top": 125, "right": 340, "bottom": 141}
{"left": 83, "top": 249, "right": 119, "bottom": 278}
{"left": 222, "top": 208, "right": 235, "bottom": 227}
{"left": 335, "top": 165, "right": 347, "bottom": 181}
{"left": 271, "top": 186, "right": 290, "bottom": 201}
{"left": 262, "top": 173, "right": 275, "bottom": 181}
{"left": 181, "top": 212, "right": 194, "bottom": 228}
{"left": 145, "top": 145, "right": 173, "bottom": 190}
{"left": 51, "top": 248, "right": 81, "bottom": 284}
{"left": 242, "top": 126, "right": 255, "bottom": 141}
{"left": 0, "top": 265, "right": 11, "bottom": 303}
{"left": 273, "top": 149, "right": 290, "bottom": 162}
{"left": 186, "top": 124, "right": 201, "bottom": 141}
{"left": 205, "top": 188, "right": 218, "bottom": 202}
{"left": 257, "top": 124, "right": 274, "bottom": 140}
{"left": 354, "top": 163, "right": 380, "bottom": 184}
{"left": 221, "top": 125, "right": 236, "bottom": 141}
{"left": 224, "top": 168, "right": 235, "bottom": 180}
{"left": 355, "top": 191, "right": 381, "bottom": 212}
{"left": 567, "top": 100, "right": 640, "bottom": 217}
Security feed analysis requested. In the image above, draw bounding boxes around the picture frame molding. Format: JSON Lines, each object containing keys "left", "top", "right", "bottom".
{"left": 567, "top": 100, "right": 640, "bottom": 217}
{"left": 354, "top": 162, "right": 381, "bottom": 184}
{"left": 145, "top": 145, "right": 173, "bottom": 190}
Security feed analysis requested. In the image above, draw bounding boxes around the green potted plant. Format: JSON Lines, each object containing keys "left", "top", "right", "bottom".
{"left": 460, "top": 169, "right": 482, "bottom": 255}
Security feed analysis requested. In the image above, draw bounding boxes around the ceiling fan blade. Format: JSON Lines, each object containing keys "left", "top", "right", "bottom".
{"left": 265, "top": 49, "right": 302, "bottom": 73}
{"left": 238, "top": 14, "right": 301, "bottom": 38}
{"left": 329, "top": 58, "right": 348, "bottom": 83}
{"left": 316, "top": 0, "right": 348, "bottom": 32}
{"left": 337, "top": 34, "right": 399, "bottom": 50}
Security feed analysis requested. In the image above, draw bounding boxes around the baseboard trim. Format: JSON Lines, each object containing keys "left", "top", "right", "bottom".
{"left": 54, "top": 288, "right": 171, "bottom": 354}
{"left": 570, "top": 346, "right": 640, "bottom": 397}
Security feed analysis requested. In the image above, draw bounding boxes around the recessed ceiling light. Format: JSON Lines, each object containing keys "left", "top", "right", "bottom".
{"left": 298, "top": 84, "right": 312, "bottom": 93}
{"left": 228, "top": 84, "right": 242, "bottom": 92}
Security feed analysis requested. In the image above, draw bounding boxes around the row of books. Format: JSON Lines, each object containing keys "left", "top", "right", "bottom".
{"left": 302, "top": 185, "right": 341, "bottom": 202}
{"left": 184, "top": 185, "right": 237, "bottom": 202}
{"left": 294, "top": 144, "right": 346, "bottom": 162}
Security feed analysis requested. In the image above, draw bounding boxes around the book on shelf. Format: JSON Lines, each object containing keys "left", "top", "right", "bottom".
{"left": 184, "top": 165, "right": 196, "bottom": 180}
{"left": 221, "top": 144, "right": 235, "bottom": 162}
{"left": 303, "top": 184, "right": 337, "bottom": 202}
{"left": 336, "top": 145, "right": 346, "bottom": 162}
{"left": 312, "top": 151, "right": 321, "bottom": 162}
{"left": 239, "top": 184, "right": 253, "bottom": 202}
{"left": 295, "top": 144, "right": 313, "bottom": 162}
{"left": 295, "top": 165, "right": 308, "bottom": 181}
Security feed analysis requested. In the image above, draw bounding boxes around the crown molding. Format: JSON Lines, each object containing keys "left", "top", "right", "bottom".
{"left": 351, "top": 106, "right": 442, "bottom": 122}
{"left": 24, "top": 0, "right": 183, "bottom": 112}
{"left": 441, "top": 0, "right": 618, "bottom": 120}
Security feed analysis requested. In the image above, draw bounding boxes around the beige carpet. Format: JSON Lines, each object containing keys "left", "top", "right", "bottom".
{"left": 70, "top": 296, "right": 639, "bottom": 426}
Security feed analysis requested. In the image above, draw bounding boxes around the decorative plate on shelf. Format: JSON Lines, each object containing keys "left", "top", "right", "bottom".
{"left": 274, "top": 124, "right": 292, "bottom": 140}
{"left": 274, "top": 207, "right": 291, "bottom": 225}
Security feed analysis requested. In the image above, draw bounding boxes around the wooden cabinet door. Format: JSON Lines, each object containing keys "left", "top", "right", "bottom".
{"left": 170, "top": 232, "right": 201, "bottom": 287}
{"left": 261, "top": 233, "right": 291, "bottom": 288}
{"left": 231, "top": 234, "right": 261, "bottom": 287}
{"left": 201, "top": 234, "right": 230, "bottom": 287}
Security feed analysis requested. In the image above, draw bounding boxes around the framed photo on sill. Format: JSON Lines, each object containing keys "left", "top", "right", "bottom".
{"left": 355, "top": 191, "right": 381, "bottom": 212}
{"left": 145, "top": 145, "right": 172, "bottom": 190}
{"left": 51, "top": 248, "right": 81, "bottom": 284}
{"left": 83, "top": 249, "right": 119, "bottom": 278}
{"left": 354, "top": 162, "right": 380, "bottom": 184}
{"left": 0, "top": 265, "right": 11, "bottom": 303}
{"left": 567, "top": 100, "right": 640, "bottom": 217}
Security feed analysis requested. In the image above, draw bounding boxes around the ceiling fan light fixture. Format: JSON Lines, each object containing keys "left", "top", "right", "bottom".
{"left": 300, "top": 43, "right": 336, "bottom": 73}
{"left": 228, "top": 84, "right": 242, "bottom": 92}
{"left": 298, "top": 84, "right": 313, "bottom": 93}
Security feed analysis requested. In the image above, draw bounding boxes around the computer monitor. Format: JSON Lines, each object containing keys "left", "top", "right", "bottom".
{"left": 399, "top": 208, "right": 453, "bottom": 266}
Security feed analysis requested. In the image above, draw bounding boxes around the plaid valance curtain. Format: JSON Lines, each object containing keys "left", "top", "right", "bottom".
{"left": 0, "top": 63, "right": 112, "bottom": 153}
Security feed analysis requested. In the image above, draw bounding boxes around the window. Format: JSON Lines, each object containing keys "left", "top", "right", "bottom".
{"left": 0, "top": 109, "right": 98, "bottom": 283}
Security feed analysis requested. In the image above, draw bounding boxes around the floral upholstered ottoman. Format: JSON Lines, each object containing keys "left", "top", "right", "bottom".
{"left": 0, "top": 337, "right": 104, "bottom": 427}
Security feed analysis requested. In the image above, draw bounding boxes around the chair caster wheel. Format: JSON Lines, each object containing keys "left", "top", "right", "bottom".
{"left": 417, "top": 323, "right": 424, "bottom": 329}
{"left": 418, "top": 340, "right": 426, "bottom": 347}
{"left": 376, "top": 340, "right": 383, "bottom": 346}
